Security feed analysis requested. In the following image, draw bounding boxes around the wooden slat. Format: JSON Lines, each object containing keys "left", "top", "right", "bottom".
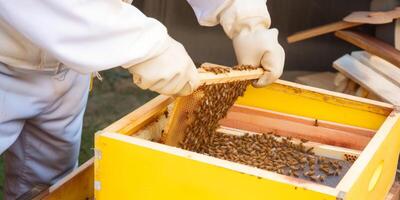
{"left": 287, "top": 8, "right": 400, "bottom": 44}
{"left": 229, "top": 105, "right": 376, "bottom": 138}
{"left": 198, "top": 63, "right": 264, "bottom": 85}
{"left": 219, "top": 105, "right": 373, "bottom": 150}
{"left": 104, "top": 95, "right": 173, "bottom": 135}
{"left": 287, "top": 21, "right": 361, "bottom": 43}
{"left": 344, "top": 7, "right": 400, "bottom": 24}
{"left": 351, "top": 51, "right": 400, "bottom": 87}
{"left": 395, "top": 19, "right": 400, "bottom": 49}
{"left": 335, "top": 30, "right": 400, "bottom": 68}
{"left": 333, "top": 54, "right": 400, "bottom": 105}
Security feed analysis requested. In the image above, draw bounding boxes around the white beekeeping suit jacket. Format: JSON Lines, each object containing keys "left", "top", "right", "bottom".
{"left": 0, "top": 0, "right": 271, "bottom": 74}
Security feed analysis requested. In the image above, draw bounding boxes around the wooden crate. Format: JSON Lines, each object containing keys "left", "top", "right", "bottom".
{"left": 89, "top": 79, "right": 400, "bottom": 200}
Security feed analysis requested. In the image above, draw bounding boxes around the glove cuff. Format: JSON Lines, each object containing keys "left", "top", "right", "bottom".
{"left": 219, "top": 0, "right": 270, "bottom": 39}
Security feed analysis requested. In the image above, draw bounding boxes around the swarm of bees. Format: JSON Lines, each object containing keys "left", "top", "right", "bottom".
{"left": 179, "top": 79, "right": 251, "bottom": 151}
{"left": 201, "top": 66, "right": 231, "bottom": 74}
{"left": 186, "top": 131, "right": 344, "bottom": 183}
{"left": 178, "top": 65, "right": 346, "bottom": 184}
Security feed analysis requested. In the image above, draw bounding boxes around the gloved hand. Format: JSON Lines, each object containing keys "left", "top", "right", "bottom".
{"left": 127, "top": 37, "right": 200, "bottom": 96}
{"left": 214, "top": 0, "right": 285, "bottom": 87}
{"left": 232, "top": 27, "right": 285, "bottom": 87}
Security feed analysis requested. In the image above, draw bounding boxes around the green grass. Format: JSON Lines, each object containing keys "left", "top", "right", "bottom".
{"left": 79, "top": 68, "right": 157, "bottom": 164}
{"left": 0, "top": 68, "right": 156, "bottom": 198}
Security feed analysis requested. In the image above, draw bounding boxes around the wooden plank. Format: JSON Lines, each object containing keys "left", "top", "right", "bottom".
{"left": 228, "top": 105, "right": 376, "bottom": 138}
{"left": 396, "top": 19, "right": 400, "bottom": 49}
{"left": 104, "top": 95, "right": 173, "bottom": 135}
{"left": 333, "top": 54, "right": 400, "bottom": 105}
{"left": 219, "top": 109, "right": 371, "bottom": 151}
{"left": 287, "top": 7, "right": 400, "bottom": 44}
{"left": 198, "top": 63, "right": 264, "bottom": 85}
{"left": 335, "top": 30, "right": 400, "bottom": 68}
{"left": 351, "top": 51, "right": 400, "bottom": 87}
{"left": 344, "top": 7, "right": 400, "bottom": 24}
{"left": 287, "top": 21, "right": 361, "bottom": 43}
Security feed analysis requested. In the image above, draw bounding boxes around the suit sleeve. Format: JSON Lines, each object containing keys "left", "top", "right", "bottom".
{"left": 0, "top": 0, "right": 169, "bottom": 73}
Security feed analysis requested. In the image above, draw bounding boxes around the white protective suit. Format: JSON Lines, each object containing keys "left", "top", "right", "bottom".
{"left": 0, "top": 0, "right": 284, "bottom": 199}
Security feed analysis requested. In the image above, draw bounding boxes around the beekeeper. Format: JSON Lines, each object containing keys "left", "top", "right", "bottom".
{"left": 0, "top": 0, "right": 284, "bottom": 199}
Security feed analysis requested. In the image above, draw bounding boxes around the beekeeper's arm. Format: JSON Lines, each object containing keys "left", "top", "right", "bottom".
{"left": 0, "top": 0, "right": 199, "bottom": 96}
{"left": 187, "top": 0, "right": 285, "bottom": 87}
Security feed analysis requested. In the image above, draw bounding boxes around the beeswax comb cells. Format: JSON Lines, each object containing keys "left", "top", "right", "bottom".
{"left": 161, "top": 63, "right": 263, "bottom": 147}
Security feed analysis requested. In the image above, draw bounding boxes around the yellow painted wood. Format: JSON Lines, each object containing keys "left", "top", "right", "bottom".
{"left": 237, "top": 81, "right": 392, "bottom": 130}
{"left": 104, "top": 95, "right": 173, "bottom": 136}
{"left": 337, "top": 113, "right": 400, "bottom": 200}
{"left": 42, "top": 159, "right": 94, "bottom": 200}
{"left": 95, "top": 133, "right": 338, "bottom": 200}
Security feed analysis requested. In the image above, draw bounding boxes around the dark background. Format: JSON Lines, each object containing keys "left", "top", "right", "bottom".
{"left": 133, "top": 0, "right": 377, "bottom": 71}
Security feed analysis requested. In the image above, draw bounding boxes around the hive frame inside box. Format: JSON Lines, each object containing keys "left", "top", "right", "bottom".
{"left": 94, "top": 80, "right": 400, "bottom": 200}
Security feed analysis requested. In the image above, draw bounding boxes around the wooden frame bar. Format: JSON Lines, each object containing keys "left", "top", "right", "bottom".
{"left": 287, "top": 21, "right": 361, "bottom": 43}
{"left": 220, "top": 104, "right": 375, "bottom": 150}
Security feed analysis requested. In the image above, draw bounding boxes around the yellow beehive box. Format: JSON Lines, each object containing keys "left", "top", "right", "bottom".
{"left": 93, "top": 78, "right": 400, "bottom": 200}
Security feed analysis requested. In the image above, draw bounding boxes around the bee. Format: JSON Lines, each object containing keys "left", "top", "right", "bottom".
{"left": 336, "top": 162, "right": 343, "bottom": 170}
{"left": 292, "top": 171, "right": 300, "bottom": 177}
{"left": 310, "top": 175, "right": 320, "bottom": 182}
{"left": 320, "top": 167, "right": 332, "bottom": 176}
{"left": 306, "top": 147, "right": 314, "bottom": 154}
{"left": 304, "top": 171, "right": 315, "bottom": 177}
{"left": 319, "top": 175, "right": 326, "bottom": 182}
{"left": 300, "top": 157, "right": 308, "bottom": 164}
{"left": 290, "top": 165, "right": 300, "bottom": 171}
{"left": 334, "top": 169, "right": 340, "bottom": 176}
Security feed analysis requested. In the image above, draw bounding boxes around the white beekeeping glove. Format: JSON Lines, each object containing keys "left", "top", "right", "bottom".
{"left": 125, "top": 37, "right": 200, "bottom": 96}
{"left": 232, "top": 28, "right": 285, "bottom": 87}
{"left": 187, "top": 0, "right": 285, "bottom": 87}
